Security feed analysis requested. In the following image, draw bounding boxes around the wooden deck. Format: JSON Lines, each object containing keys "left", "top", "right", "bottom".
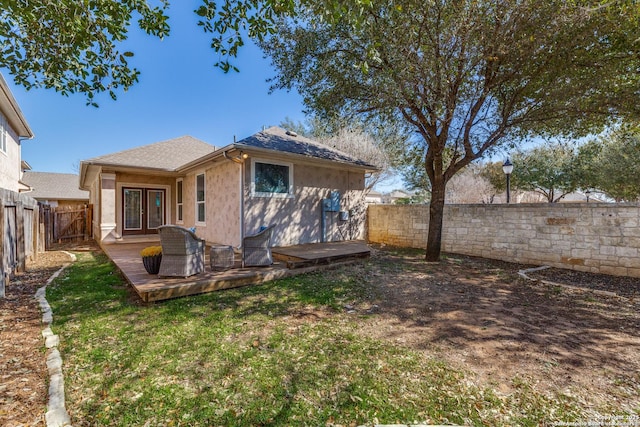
{"left": 102, "top": 240, "right": 370, "bottom": 302}
{"left": 273, "top": 240, "right": 371, "bottom": 268}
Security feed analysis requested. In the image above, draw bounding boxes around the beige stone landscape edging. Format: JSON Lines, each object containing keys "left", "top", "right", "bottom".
{"left": 518, "top": 265, "right": 621, "bottom": 299}
{"left": 34, "top": 252, "right": 76, "bottom": 427}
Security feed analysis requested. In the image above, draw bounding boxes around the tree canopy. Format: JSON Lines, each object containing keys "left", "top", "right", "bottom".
{"left": 577, "top": 125, "right": 640, "bottom": 202}
{"left": 260, "top": 0, "right": 640, "bottom": 260}
{"left": 0, "top": 0, "right": 297, "bottom": 104}
{"left": 0, "top": 0, "right": 171, "bottom": 105}
{"left": 279, "top": 116, "right": 402, "bottom": 190}
{"left": 510, "top": 143, "right": 580, "bottom": 203}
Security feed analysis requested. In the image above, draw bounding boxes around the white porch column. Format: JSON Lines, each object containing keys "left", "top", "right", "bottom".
{"left": 99, "top": 173, "right": 118, "bottom": 243}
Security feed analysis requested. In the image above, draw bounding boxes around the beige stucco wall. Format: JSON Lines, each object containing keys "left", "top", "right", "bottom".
{"left": 368, "top": 203, "right": 640, "bottom": 278}
{"left": 244, "top": 160, "right": 367, "bottom": 247}
{"left": 182, "top": 161, "right": 242, "bottom": 246}
{"left": 88, "top": 177, "right": 101, "bottom": 241}
{"left": 0, "top": 119, "right": 22, "bottom": 192}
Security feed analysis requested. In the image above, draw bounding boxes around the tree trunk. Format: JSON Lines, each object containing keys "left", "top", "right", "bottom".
{"left": 426, "top": 180, "right": 446, "bottom": 261}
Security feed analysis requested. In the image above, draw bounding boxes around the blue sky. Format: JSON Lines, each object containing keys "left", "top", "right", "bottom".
{"left": 4, "top": 2, "right": 308, "bottom": 175}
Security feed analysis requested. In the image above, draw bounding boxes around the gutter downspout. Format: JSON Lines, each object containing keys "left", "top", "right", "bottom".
{"left": 239, "top": 160, "right": 245, "bottom": 248}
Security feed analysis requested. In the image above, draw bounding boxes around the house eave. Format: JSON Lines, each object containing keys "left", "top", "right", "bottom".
{"left": 79, "top": 161, "right": 179, "bottom": 189}
{"left": 17, "top": 180, "right": 33, "bottom": 192}
{"left": 34, "top": 196, "right": 90, "bottom": 202}
{"left": 0, "top": 74, "right": 34, "bottom": 139}
{"left": 177, "top": 143, "right": 379, "bottom": 174}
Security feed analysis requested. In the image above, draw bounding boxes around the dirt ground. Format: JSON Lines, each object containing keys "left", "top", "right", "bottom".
{"left": 0, "top": 250, "right": 73, "bottom": 427}
{"left": 358, "top": 248, "right": 640, "bottom": 415}
{"left": 1, "top": 245, "right": 638, "bottom": 426}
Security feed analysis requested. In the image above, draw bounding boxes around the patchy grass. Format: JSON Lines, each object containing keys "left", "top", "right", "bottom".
{"left": 48, "top": 251, "right": 583, "bottom": 426}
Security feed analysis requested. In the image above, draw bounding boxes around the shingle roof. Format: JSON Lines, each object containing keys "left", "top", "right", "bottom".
{"left": 84, "top": 136, "right": 216, "bottom": 171}
{"left": 22, "top": 172, "right": 89, "bottom": 200}
{"left": 235, "top": 126, "right": 377, "bottom": 169}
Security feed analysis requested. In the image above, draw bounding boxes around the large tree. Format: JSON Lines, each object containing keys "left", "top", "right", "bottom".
{"left": 260, "top": 0, "right": 639, "bottom": 260}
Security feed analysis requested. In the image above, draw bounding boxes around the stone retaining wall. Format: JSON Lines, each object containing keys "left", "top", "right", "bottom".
{"left": 368, "top": 203, "right": 640, "bottom": 277}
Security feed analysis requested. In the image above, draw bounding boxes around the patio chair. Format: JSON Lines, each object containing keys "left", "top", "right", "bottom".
{"left": 157, "top": 225, "right": 205, "bottom": 277}
{"left": 242, "top": 225, "right": 275, "bottom": 267}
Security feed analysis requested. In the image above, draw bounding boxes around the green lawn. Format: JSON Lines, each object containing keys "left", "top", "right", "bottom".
{"left": 47, "top": 251, "right": 580, "bottom": 426}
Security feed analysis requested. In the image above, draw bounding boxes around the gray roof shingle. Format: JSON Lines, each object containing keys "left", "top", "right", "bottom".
{"left": 235, "top": 126, "right": 377, "bottom": 169}
{"left": 84, "top": 136, "right": 216, "bottom": 171}
{"left": 22, "top": 172, "right": 89, "bottom": 200}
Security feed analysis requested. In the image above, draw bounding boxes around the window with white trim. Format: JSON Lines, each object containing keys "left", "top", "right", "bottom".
{"left": 251, "top": 159, "right": 293, "bottom": 198}
{"left": 0, "top": 113, "right": 7, "bottom": 154}
{"left": 196, "top": 173, "right": 205, "bottom": 223}
{"left": 176, "top": 179, "right": 183, "bottom": 223}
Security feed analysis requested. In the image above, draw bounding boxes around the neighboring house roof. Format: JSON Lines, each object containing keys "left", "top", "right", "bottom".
{"left": 0, "top": 73, "right": 33, "bottom": 138}
{"left": 22, "top": 172, "right": 89, "bottom": 201}
{"left": 83, "top": 136, "right": 216, "bottom": 171}
{"left": 365, "top": 190, "right": 384, "bottom": 203}
{"left": 559, "top": 191, "right": 608, "bottom": 203}
{"left": 389, "top": 190, "right": 411, "bottom": 198}
{"left": 234, "top": 126, "right": 377, "bottom": 169}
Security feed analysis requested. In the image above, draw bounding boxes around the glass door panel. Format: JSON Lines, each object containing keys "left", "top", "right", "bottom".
{"left": 124, "top": 189, "right": 142, "bottom": 231}
{"left": 147, "top": 190, "right": 165, "bottom": 230}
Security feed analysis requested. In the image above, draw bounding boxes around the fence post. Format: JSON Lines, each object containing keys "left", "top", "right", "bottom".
{"left": 87, "top": 204, "right": 93, "bottom": 239}
{"left": 43, "top": 205, "right": 51, "bottom": 250}
{"left": 16, "top": 199, "right": 25, "bottom": 272}
{"left": 38, "top": 205, "right": 45, "bottom": 253}
{"left": 30, "top": 207, "right": 38, "bottom": 260}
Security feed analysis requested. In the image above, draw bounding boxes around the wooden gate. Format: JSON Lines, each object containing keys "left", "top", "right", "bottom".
{"left": 41, "top": 205, "right": 93, "bottom": 249}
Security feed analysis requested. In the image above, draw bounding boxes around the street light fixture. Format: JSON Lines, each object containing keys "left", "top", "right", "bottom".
{"left": 585, "top": 189, "right": 591, "bottom": 203}
{"left": 502, "top": 158, "right": 513, "bottom": 204}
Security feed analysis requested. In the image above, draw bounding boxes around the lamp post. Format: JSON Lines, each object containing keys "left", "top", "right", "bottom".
{"left": 502, "top": 158, "right": 513, "bottom": 204}
{"left": 585, "top": 189, "right": 591, "bottom": 203}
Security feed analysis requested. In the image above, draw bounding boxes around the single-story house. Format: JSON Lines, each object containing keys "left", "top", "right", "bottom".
{"left": 22, "top": 171, "right": 89, "bottom": 208}
{"left": 79, "top": 126, "right": 377, "bottom": 249}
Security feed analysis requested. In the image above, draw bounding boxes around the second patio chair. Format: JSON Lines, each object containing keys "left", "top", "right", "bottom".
{"left": 242, "top": 225, "right": 275, "bottom": 267}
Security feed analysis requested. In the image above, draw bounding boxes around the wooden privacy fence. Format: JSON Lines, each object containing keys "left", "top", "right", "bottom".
{"left": 41, "top": 204, "right": 93, "bottom": 249}
{"left": 1, "top": 189, "right": 39, "bottom": 298}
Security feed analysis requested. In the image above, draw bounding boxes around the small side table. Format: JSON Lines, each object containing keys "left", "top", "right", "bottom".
{"left": 210, "top": 245, "right": 234, "bottom": 270}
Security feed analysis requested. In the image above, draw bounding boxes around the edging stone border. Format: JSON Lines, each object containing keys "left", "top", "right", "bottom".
{"left": 34, "top": 251, "right": 76, "bottom": 427}
{"left": 518, "top": 265, "right": 620, "bottom": 298}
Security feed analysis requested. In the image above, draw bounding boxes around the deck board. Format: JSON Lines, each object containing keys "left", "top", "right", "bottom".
{"left": 102, "top": 240, "right": 370, "bottom": 302}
